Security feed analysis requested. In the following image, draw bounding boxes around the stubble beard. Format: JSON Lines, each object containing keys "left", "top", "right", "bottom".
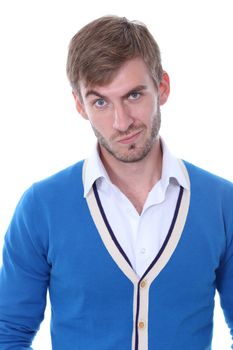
{"left": 92, "top": 108, "right": 161, "bottom": 163}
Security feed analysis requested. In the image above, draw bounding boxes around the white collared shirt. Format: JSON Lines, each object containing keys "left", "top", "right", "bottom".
{"left": 84, "top": 138, "right": 188, "bottom": 277}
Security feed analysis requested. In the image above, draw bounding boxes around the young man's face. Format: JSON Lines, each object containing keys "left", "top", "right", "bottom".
{"left": 73, "top": 57, "right": 169, "bottom": 163}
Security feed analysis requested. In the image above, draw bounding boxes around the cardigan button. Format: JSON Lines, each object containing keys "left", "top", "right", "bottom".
{"left": 140, "top": 280, "right": 147, "bottom": 288}
{"left": 138, "top": 321, "right": 145, "bottom": 330}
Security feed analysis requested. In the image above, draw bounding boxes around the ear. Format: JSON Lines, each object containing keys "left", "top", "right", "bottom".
{"left": 159, "top": 71, "right": 170, "bottom": 106}
{"left": 72, "top": 91, "right": 88, "bottom": 120}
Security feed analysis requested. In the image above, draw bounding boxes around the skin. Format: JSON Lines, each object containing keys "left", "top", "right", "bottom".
{"left": 73, "top": 57, "right": 170, "bottom": 213}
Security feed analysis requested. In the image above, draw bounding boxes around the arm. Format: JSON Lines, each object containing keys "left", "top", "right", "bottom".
{"left": 0, "top": 186, "right": 50, "bottom": 349}
{"left": 216, "top": 237, "right": 233, "bottom": 345}
{"left": 216, "top": 184, "right": 233, "bottom": 347}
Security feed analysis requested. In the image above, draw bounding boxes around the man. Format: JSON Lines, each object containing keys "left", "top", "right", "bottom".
{"left": 0, "top": 15, "right": 232, "bottom": 350}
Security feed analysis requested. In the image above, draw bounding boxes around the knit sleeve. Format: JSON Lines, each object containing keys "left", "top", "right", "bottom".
{"left": 216, "top": 183, "right": 233, "bottom": 348}
{"left": 0, "top": 185, "right": 50, "bottom": 349}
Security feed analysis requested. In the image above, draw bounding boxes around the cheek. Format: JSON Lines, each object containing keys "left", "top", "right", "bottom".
{"left": 138, "top": 95, "right": 158, "bottom": 114}
{"left": 84, "top": 104, "right": 111, "bottom": 127}
{"left": 133, "top": 101, "right": 158, "bottom": 123}
{"left": 89, "top": 115, "right": 112, "bottom": 137}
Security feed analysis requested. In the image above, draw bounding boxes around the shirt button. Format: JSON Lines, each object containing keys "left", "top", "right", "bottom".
{"left": 140, "top": 280, "right": 147, "bottom": 288}
{"left": 140, "top": 248, "right": 146, "bottom": 254}
{"left": 138, "top": 321, "right": 146, "bottom": 330}
{"left": 127, "top": 207, "right": 132, "bottom": 214}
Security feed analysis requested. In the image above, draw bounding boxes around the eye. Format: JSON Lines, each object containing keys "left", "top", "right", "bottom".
{"left": 128, "top": 91, "right": 141, "bottom": 100}
{"left": 94, "top": 98, "right": 107, "bottom": 108}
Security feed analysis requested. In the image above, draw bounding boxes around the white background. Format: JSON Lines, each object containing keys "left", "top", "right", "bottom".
{"left": 0, "top": 0, "right": 232, "bottom": 348}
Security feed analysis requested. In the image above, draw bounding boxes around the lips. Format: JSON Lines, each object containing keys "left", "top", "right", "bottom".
{"left": 116, "top": 130, "right": 143, "bottom": 144}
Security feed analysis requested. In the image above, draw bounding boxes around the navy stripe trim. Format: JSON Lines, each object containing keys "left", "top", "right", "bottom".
{"left": 93, "top": 182, "right": 133, "bottom": 268}
{"left": 134, "top": 186, "right": 184, "bottom": 350}
{"left": 135, "top": 283, "right": 140, "bottom": 350}
{"left": 140, "top": 185, "right": 184, "bottom": 281}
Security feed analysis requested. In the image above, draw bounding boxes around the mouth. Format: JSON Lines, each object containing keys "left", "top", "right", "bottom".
{"left": 116, "top": 130, "right": 143, "bottom": 145}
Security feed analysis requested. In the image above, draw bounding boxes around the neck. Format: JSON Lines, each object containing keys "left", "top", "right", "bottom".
{"left": 99, "top": 139, "right": 163, "bottom": 214}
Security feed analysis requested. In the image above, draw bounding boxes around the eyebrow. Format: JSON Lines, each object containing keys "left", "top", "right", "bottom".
{"left": 85, "top": 90, "right": 105, "bottom": 99}
{"left": 85, "top": 85, "right": 148, "bottom": 99}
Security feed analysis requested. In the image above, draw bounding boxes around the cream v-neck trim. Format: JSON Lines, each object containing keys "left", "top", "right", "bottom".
{"left": 83, "top": 158, "right": 190, "bottom": 284}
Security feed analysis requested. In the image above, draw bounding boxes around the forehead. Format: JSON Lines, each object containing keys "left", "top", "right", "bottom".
{"left": 80, "top": 57, "right": 156, "bottom": 98}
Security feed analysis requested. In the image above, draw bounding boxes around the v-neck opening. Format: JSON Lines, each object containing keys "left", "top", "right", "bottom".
{"left": 92, "top": 181, "right": 184, "bottom": 280}
{"left": 140, "top": 186, "right": 184, "bottom": 281}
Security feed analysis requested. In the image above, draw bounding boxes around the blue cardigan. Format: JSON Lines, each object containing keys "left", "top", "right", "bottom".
{"left": 0, "top": 159, "right": 233, "bottom": 349}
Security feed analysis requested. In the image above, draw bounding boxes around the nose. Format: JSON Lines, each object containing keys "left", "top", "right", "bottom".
{"left": 112, "top": 103, "right": 134, "bottom": 132}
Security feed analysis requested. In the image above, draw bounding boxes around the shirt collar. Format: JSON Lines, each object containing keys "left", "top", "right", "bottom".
{"left": 84, "top": 143, "right": 110, "bottom": 197}
{"left": 159, "top": 137, "right": 188, "bottom": 192}
{"left": 83, "top": 138, "right": 189, "bottom": 198}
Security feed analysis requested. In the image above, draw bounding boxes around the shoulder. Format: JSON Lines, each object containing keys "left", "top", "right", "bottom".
{"left": 20, "top": 160, "right": 85, "bottom": 209}
{"left": 35, "top": 160, "right": 84, "bottom": 191}
{"left": 36, "top": 160, "right": 84, "bottom": 188}
{"left": 182, "top": 160, "right": 233, "bottom": 234}
{"left": 183, "top": 160, "right": 233, "bottom": 220}
{"left": 183, "top": 160, "right": 233, "bottom": 191}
